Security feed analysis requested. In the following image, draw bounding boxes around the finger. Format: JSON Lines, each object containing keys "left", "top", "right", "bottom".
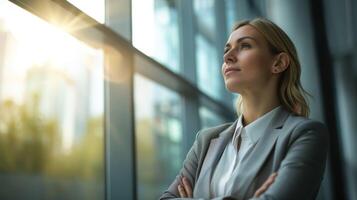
{"left": 178, "top": 184, "right": 187, "bottom": 197}
{"left": 262, "top": 173, "right": 277, "bottom": 187}
{"left": 263, "top": 175, "right": 275, "bottom": 187}
{"left": 254, "top": 173, "right": 278, "bottom": 197}
{"left": 177, "top": 175, "right": 185, "bottom": 197}
{"left": 254, "top": 183, "right": 272, "bottom": 198}
{"left": 254, "top": 187, "right": 266, "bottom": 198}
{"left": 270, "top": 172, "right": 278, "bottom": 179}
{"left": 254, "top": 181, "right": 273, "bottom": 197}
{"left": 268, "top": 172, "right": 277, "bottom": 180}
{"left": 182, "top": 177, "right": 193, "bottom": 197}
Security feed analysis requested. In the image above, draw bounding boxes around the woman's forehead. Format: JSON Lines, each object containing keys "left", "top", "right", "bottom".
{"left": 227, "top": 25, "right": 262, "bottom": 44}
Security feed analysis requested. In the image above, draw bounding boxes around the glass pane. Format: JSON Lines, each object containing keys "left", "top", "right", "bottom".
{"left": 195, "top": 34, "right": 221, "bottom": 100}
{"left": 67, "top": 0, "right": 105, "bottom": 23}
{"left": 194, "top": 0, "right": 216, "bottom": 34}
{"left": 199, "top": 107, "right": 226, "bottom": 129}
{"left": 134, "top": 74, "right": 183, "bottom": 200}
{"left": 225, "top": 0, "right": 237, "bottom": 33}
{"left": 132, "top": 0, "right": 180, "bottom": 72}
{"left": 0, "top": 2, "right": 104, "bottom": 199}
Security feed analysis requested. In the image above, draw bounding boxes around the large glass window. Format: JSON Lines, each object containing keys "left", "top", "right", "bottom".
{"left": 195, "top": 34, "right": 221, "bottom": 100}
{"left": 194, "top": 0, "right": 223, "bottom": 102}
{"left": 0, "top": 2, "right": 104, "bottom": 199}
{"left": 132, "top": 0, "right": 180, "bottom": 72}
{"left": 134, "top": 74, "right": 183, "bottom": 200}
{"left": 225, "top": 0, "right": 238, "bottom": 33}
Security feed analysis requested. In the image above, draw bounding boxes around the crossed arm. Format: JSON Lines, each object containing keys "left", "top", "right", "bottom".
{"left": 177, "top": 173, "right": 278, "bottom": 198}
{"left": 160, "top": 120, "right": 329, "bottom": 200}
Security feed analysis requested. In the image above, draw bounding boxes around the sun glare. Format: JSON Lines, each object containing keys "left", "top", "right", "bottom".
{"left": 3, "top": 1, "right": 105, "bottom": 72}
{"left": 0, "top": 1, "right": 104, "bottom": 151}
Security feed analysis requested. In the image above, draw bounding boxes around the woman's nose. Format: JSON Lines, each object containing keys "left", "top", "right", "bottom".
{"left": 224, "top": 50, "right": 237, "bottom": 64}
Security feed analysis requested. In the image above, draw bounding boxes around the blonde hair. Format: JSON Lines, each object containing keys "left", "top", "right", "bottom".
{"left": 232, "top": 18, "right": 311, "bottom": 117}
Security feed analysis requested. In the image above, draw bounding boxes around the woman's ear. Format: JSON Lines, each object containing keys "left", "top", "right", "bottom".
{"left": 272, "top": 52, "right": 290, "bottom": 74}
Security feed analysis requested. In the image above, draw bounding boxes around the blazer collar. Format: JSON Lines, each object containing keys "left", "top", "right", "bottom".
{"left": 236, "top": 105, "right": 283, "bottom": 145}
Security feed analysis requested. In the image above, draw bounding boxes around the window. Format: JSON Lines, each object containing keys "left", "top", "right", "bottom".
{"left": 195, "top": 34, "right": 221, "bottom": 100}
{"left": 132, "top": 0, "right": 180, "bottom": 72}
{"left": 193, "top": 0, "right": 216, "bottom": 33}
{"left": 194, "top": 0, "right": 225, "bottom": 102}
{"left": 134, "top": 74, "right": 183, "bottom": 200}
{"left": 0, "top": 2, "right": 104, "bottom": 199}
{"left": 4, "top": 1, "right": 238, "bottom": 199}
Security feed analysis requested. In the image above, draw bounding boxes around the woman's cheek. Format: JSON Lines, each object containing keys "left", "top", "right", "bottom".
{"left": 238, "top": 53, "right": 255, "bottom": 71}
{"left": 247, "top": 51, "right": 267, "bottom": 69}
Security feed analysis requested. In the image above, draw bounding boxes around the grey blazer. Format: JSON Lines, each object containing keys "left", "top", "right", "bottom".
{"left": 159, "top": 107, "right": 329, "bottom": 200}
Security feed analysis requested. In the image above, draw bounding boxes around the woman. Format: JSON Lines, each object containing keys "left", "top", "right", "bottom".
{"left": 160, "top": 18, "right": 329, "bottom": 200}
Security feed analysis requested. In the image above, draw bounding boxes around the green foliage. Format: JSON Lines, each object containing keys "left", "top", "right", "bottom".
{"left": 45, "top": 116, "right": 104, "bottom": 181}
{"left": 0, "top": 93, "right": 103, "bottom": 181}
{"left": 0, "top": 95, "right": 59, "bottom": 173}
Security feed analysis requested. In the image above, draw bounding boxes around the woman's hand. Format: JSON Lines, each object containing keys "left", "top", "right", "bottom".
{"left": 177, "top": 173, "right": 277, "bottom": 198}
{"left": 178, "top": 176, "right": 193, "bottom": 198}
{"left": 254, "top": 172, "right": 278, "bottom": 198}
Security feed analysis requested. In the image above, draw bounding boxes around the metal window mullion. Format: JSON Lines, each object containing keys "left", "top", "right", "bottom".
{"left": 105, "top": 0, "right": 136, "bottom": 200}
{"left": 104, "top": 61, "right": 136, "bottom": 200}
{"left": 178, "top": 0, "right": 200, "bottom": 154}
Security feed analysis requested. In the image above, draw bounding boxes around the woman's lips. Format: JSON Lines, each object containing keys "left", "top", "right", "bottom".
{"left": 224, "top": 67, "right": 241, "bottom": 76}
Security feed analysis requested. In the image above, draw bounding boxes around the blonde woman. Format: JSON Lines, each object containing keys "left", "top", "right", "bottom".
{"left": 160, "top": 18, "right": 329, "bottom": 200}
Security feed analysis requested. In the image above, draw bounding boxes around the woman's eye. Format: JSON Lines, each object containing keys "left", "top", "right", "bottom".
{"left": 224, "top": 44, "right": 250, "bottom": 54}
{"left": 240, "top": 43, "right": 251, "bottom": 49}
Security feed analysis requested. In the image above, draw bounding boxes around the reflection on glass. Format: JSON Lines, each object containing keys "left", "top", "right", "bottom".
{"left": 199, "top": 107, "right": 226, "bottom": 129}
{"left": 132, "top": 0, "right": 180, "bottom": 72}
{"left": 67, "top": 0, "right": 105, "bottom": 23}
{"left": 196, "top": 34, "right": 221, "bottom": 100}
{"left": 134, "top": 74, "right": 183, "bottom": 200}
{"left": 0, "top": 2, "right": 104, "bottom": 199}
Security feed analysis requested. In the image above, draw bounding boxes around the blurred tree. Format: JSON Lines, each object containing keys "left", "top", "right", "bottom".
{"left": 0, "top": 91, "right": 104, "bottom": 181}
{"left": 45, "top": 116, "right": 103, "bottom": 181}
{"left": 0, "top": 93, "right": 60, "bottom": 173}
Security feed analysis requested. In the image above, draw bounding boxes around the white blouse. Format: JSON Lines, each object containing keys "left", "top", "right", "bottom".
{"left": 210, "top": 106, "right": 282, "bottom": 197}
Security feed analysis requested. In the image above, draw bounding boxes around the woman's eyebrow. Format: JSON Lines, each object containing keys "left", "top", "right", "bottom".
{"left": 225, "top": 36, "right": 257, "bottom": 48}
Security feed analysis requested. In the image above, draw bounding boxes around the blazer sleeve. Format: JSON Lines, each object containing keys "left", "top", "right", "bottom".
{"left": 159, "top": 130, "right": 201, "bottom": 200}
{"left": 159, "top": 130, "right": 236, "bottom": 200}
{"left": 248, "top": 120, "right": 329, "bottom": 200}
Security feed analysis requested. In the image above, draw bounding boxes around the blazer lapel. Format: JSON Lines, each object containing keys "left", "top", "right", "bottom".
{"left": 194, "top": 120, "right": 237, "bottom": 198}
{"left": 231, "top": 108, "right": 290, "bottom": 199}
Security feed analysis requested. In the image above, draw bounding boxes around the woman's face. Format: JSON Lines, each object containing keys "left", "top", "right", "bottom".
{"left": 222, "top": 25, "right": 276, "bottom": 94}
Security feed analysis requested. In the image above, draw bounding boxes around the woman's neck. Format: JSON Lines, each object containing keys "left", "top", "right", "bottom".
{"left": 241, "top": 92, "right": 281, "bottom": 126}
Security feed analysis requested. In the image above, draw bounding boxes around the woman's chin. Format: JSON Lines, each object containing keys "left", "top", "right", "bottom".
{"left": 225, "top": 82, "right": 243, "bottom": 93}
